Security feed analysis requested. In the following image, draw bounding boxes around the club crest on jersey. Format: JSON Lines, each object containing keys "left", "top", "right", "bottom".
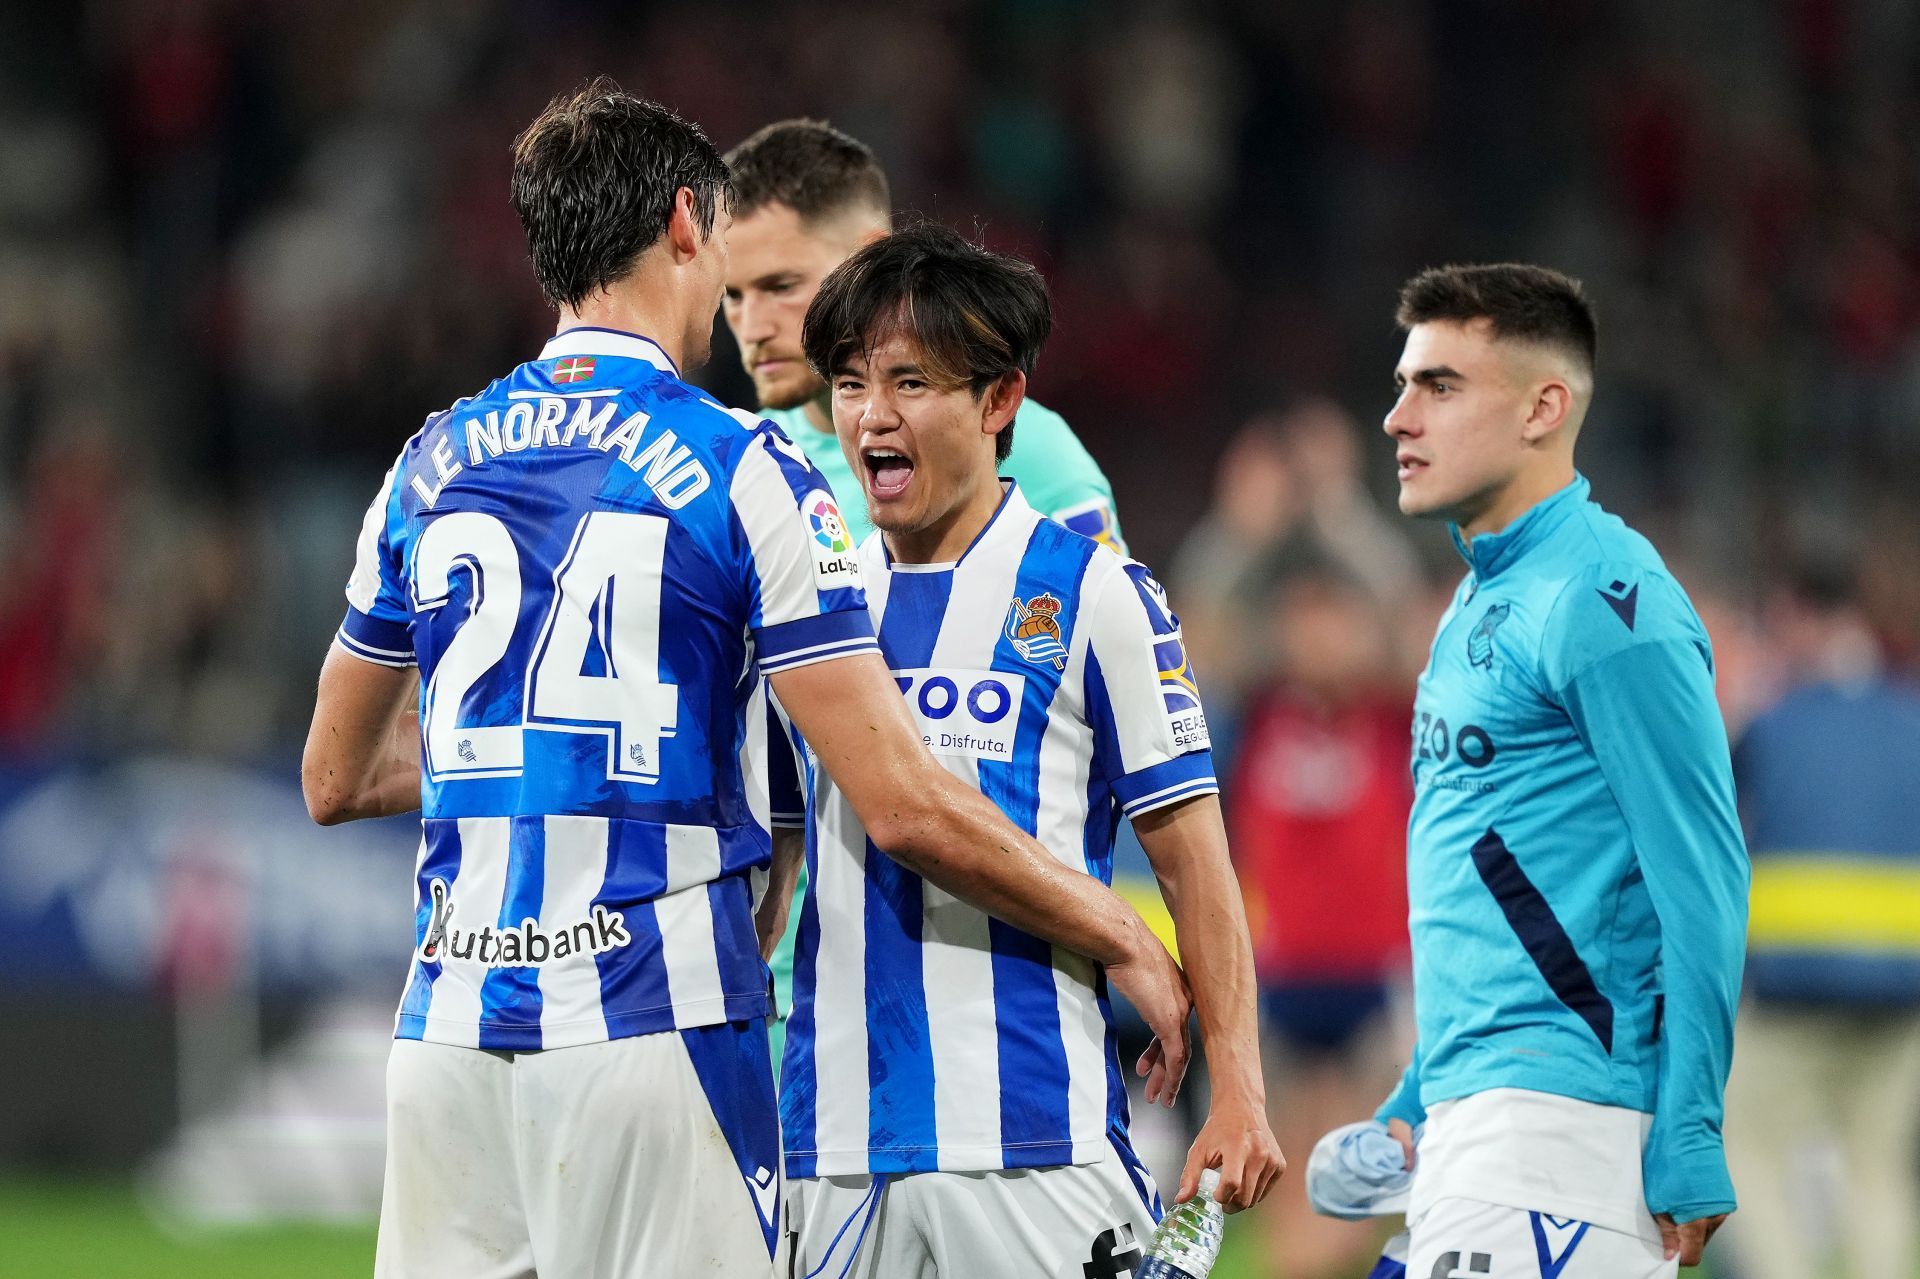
{"left": 804, "top": 490, "right": 859, "bottom": 589}
{"left": 1468, "top": 602, "right": 1512, "bottom": 671}
{"left": 551, "top": 356, "right": 596, "bottom": 383}
{"left": 1006, "top": 592, "right": 1069, "bottom": 669}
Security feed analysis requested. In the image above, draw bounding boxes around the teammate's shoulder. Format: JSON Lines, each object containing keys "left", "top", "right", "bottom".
{"left": 1006, "top": 397, "right": 1100, "bottom": 467}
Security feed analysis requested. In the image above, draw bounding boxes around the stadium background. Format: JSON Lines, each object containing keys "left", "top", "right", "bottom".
{"left": 1, "top": 1, "right": 1916, "bottom": 1275}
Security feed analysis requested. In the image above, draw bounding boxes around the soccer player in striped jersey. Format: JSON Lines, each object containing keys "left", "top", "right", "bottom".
{"left": 301, "top": 81, "right": 1190, "bottom": 1279}
{"left": 720, "top": 119, "right": 1128, "bottom": 1068}
{"left": 767, "top": 224, "right": 1283, "bottom": 1277}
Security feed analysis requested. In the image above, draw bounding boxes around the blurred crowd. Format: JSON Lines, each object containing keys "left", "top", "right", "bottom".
{"left": 1, "top": 2, "right": 1918, "bottom": 1275}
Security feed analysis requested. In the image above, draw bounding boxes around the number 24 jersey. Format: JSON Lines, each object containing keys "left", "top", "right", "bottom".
{"left": 337, "top": 328, "right": 877, "bottom": 1051}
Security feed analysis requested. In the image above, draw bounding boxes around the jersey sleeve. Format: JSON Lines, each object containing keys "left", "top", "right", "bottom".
{"left": 1083, "top": 560, "right": 1218, "bottom": 819}
{"left": 1547, "top": 570, "right": 1750, "bottom": 1222}
{"left": 336, "top": 457, "right": 416, "bottom": 668}
{"left": 764, "top": 686, "right": 806, "bottom": 830}
{"left": 728, "top": 427, "right": 879, "bottom": 676}
{"left": 1009, "top": 402, "right": 1127, "bottom": 554}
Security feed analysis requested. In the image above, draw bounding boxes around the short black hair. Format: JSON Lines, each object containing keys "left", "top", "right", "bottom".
{"left": 803, "top": 223, "right": 1049, "bottom": 464}
{"left": 724, "top": 118, "right": 891, "bottom": 226}
{"left": 510, "top": 77, "right": 731, "bottom": 310}
{"left": 1396, "top": 263, "right": 1597, "bottom": 374}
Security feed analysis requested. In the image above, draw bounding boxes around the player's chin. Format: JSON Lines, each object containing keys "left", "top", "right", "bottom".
{"left": 756, "top": 370, "right": 823, "bottom": 412}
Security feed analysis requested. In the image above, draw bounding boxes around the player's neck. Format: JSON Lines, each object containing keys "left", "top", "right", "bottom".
{"left": 1458, "top": 459, "right": 1577, "bottom": 541}
{"left": 556, "top": 284, "right": 688, "bottom": 372}
{"left": 800, "top": 395, "right": 834, "bottom": 437}
{"left": 885, "top": 472, "right": 1006, "bottom": 565}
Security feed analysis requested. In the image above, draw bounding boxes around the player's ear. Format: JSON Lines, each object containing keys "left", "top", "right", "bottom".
{"left": 981, "top": 370, "right": 1027, "bottom": 436}
{"left": 665, "top": 187, "right": 701, "bottom": 262}
{"left": 1522, "top": 377, "right": 1573, "bottom": 444}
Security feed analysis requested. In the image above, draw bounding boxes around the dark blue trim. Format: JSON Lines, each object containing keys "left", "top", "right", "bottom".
{"left": 755, "top": 608, "right": 879, "bottom": 668}
{"left": 1471, "top": 829, "right": 1615, "bottom": 1054}
{"left": 1110, "top": 751, "right": 1218, "bottom": 815}
{"left": 1528, "top": 1211, "right": 1592, "bottom": 1279}
{"left": 339, "top": 606, "right": 414, "bottom": 660}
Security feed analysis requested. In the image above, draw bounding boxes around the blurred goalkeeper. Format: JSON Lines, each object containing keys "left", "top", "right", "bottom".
{"left": 1375, "top": 263, "right": 1749, "bottom": 1276}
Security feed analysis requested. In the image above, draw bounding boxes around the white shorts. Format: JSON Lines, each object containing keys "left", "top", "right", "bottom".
{"left": 1407, "top": 1197, "right": 1676, "bottom": 1279}
{"left": 787, "top": 1145, "right": 1160, "bottom": 1279}
{"left": 376, "top": 1023, "right": 781, "bottom": 1278}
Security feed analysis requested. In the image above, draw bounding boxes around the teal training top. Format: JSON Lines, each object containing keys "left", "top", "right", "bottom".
{"left": 1374, "top": 475, "right": 1749, "bottom": 1224}
{"left": 761, "top": 398, "right": 1124, "bottom": 552}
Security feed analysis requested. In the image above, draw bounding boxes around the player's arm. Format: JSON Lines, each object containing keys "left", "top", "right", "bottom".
{"left": 1552, "top": 578, "right": 1748, "bottom": 1261}
{"left": 1134, "top": 793, "right": 1285, "bottom": 1210}
{"left": 769, "top": 654, "right": 1194, "bottom": 1104}
{"left": 1374, "top": 1041, "right": 1426, "bottom": 1169}
{"left": 303, "top": 645, "right": 421, "bottom": 824}
{"left": 756, "top": 825, "right": 805, "bottom": 961}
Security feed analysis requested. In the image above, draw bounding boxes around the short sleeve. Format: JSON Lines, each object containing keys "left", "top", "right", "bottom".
{"left": 729, "top": 427, "right": 880, "bottom": 676}
{"left": 1083, "top": 560, "right": 1218, "bottom": 819}
{"left": 337, "top": 458, "right": 416, "bottom": 668}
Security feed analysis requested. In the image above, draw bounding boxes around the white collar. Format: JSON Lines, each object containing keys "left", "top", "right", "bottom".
{"left": 539, "top": 327, "right": 678, "bottom": 374}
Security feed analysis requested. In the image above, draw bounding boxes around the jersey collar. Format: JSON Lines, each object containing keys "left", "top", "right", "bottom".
{"left": 1449, "top": 473, "right": 1590, "bottom": 579}
{"left": 540, "top": 327, "right": 679, "bottom": 375}
{"left": 885, "top": 479, "right": 1035, "bottom": 574}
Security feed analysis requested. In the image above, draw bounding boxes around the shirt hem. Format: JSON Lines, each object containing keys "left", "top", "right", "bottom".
{"left": 396, "top": 990, "right": 770, "bottom": 1051}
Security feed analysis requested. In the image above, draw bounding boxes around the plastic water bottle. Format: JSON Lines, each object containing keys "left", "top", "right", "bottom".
{"left": 1137, "top": 1167, "right": 1226, "bottom": 1278}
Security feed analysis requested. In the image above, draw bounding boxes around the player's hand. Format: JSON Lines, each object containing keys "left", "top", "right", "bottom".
{"left": 1386, "top": 1118, "right": 1417, "bottom": 1172}
{"left": 1175, "top": 1096, "right": 1285, "bottom": 1213}
{"left": 1105, "top": 930, "right": 1191, "bottom": 1107}
{"left": 1654, "top": 1212, "right": 1728, "bottom": 1266}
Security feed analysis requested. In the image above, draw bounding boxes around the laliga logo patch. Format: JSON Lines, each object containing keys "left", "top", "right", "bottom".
{"left": 1006, "top": 592, "right": 1069, "bottom": 670}
{"left": 1155, "top": 635, "right": 1211, "bottom": 751}
{"left": 809, "top": 496, "right": 851, "bottom": 553}
{"left": 804, "top": 490, "right": 859, "bottom": 589}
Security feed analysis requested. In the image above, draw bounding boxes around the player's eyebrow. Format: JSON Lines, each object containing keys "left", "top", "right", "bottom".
{"left": 1396, "top": 365, "right": 1465, "bottom": 388}
{"left": 748, "top": 270, "right": 803, "bottom": 290}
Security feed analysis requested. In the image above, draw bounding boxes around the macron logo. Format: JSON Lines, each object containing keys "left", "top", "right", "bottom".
{"left": 1596, "top": 579, "right": 1638, "bottom": 631}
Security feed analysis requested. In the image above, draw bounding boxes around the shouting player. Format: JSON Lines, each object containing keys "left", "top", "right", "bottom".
{"left": 1377, "top": 264, "right": 1749, "bottom": 1275}
{"left": 769, "top": 224, "right": 1283, "bottom": 1277}
{"left": 721, "top": 118, "right": 1128, "bottom": 1063}
{"left": 300, "top": 81, "right": 1188, "bottom": 1278}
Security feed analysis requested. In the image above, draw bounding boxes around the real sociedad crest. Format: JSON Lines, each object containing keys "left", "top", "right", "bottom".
{"left": 1006, "top": 592, "right": 1069, "bottom": 670}
{"left": 1468, "top": 602, "right": 1512, "bottom": 671}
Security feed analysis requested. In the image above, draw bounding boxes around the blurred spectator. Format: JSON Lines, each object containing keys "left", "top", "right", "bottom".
{"left": 1226, "top": 565, "right": 1411, "bottom": 1279}
{"left": 1723, "top": 553, "right": 1920, "bottom": 1279}
{"left": 1172, "top": 399, "right": 1421, "bottom": 732}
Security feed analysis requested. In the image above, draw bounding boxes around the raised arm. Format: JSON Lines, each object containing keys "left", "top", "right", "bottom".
{"left": 303, "top": 645, "right": 422, "bottom": 824}
{"left": 769, "top": 652, "right": 1193, "bottom": 1103}
{"left": 1135, "top": 793, "right": 1285, "bottom": 1209}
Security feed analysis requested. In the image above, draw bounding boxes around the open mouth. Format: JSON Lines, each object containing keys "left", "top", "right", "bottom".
{"left": 864, "top": 447, "right": 914, "bottom": 500}
{"left": 1397, "top": 454, "right": 1428, "bottom": 481}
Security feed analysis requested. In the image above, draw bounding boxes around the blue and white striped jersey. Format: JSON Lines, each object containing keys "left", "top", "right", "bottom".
{"left": 780, "top": 482, "right": 1216, "bottom": 1177}
{"left": 336, "top": 328, "right": 878, "bottom": 1052}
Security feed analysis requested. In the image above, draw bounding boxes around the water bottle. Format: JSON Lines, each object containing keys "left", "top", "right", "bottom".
{"left": 1137, "top": 1167, "right": 1226, "bottom": 1278}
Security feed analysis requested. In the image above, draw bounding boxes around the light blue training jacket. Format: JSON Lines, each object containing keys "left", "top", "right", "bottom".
{"left": 1375, "top": 475, "right": 1749, "bottom": 1223}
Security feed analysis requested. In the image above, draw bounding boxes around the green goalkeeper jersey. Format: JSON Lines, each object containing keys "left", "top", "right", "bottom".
{"left": 758, "top": 396, "right": 1124, "bottom": 1068}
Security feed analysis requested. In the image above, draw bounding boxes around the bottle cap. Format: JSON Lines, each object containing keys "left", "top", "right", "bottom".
{"left": 1198, "top": 1167, "right": 1222, "bottom": 1200}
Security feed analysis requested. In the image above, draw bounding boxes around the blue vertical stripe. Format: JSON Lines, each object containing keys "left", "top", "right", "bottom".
{"left": 396, "top": 826, "right": 465, "bottom": 1038}
{"left": 477, "top": 816, "right": 546, "bottom": 1049}
{"left": 780, "top": 803, "right": 824, "bottom": 1175}
{"left": 863, "top": 835, "right": 937, "bottom": 1159}
{"left": 978, "top": 524, "right": 1097, "bottom": 1163}
{"left": 595, "top": 896, "right": 670, "bottom": 1034}
{"left": 860, "top": 566, "right": 949, "bottom": 1162}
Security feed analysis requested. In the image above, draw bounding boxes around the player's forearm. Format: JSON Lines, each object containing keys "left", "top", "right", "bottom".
{"left": 304, "top": 652, "right": 421, "bottom": 824}
{"left": 756, "top": 826, "right": 805, "bottom": 960}
{"left": 1135, "top": 795, "right": 1265, "bottom": 1107}
{"left": 1562, "top": 644, "right": 1747, "bottom": 1215}
{"left": 881, "top": 766, "right": 1147, "bottom": 967}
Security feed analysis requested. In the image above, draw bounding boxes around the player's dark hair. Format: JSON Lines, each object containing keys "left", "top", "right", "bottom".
{"left": 803, "top": 223, "right": 1049, "bottom": 465}
{"left": 724, "top": 119, "right": 891, "bottom": 226}
{"left": 1396, "top": 263, "right": 1597, "bottom": 374}
{"left": 511, "top": 78, "right": 731, "bottom": 310}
